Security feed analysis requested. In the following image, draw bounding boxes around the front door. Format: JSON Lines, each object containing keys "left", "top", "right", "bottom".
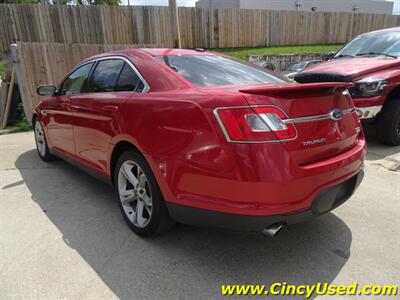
{"left": 46, "top": 62, "right": 94, "bottom": 157}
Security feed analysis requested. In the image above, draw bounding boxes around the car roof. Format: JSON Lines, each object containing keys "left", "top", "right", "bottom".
{"left": 359, "top": 26, "right": 400, "bottom": 37}
{"left": 140, "top": 48, "right": 211, "bottom": 56}
{"left": 83, "top": 48, "right": 211, "bottom": 61}
{"left": 292, "top": 60, "right": 321, "bottom": 64}
{"left": 79, "top": 48, "right": 203, "bottom": 92}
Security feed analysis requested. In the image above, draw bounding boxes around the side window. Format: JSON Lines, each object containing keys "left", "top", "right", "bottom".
{"left": 88, "top": 59, "right": 124, "bottom": 93}
{"left": 61, "top": 62, "right": 93, "bottom": 95}
{"left": 115, "top": 63, "right": 142, "bottom": 92}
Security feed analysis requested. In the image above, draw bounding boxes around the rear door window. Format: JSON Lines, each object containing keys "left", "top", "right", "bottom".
{"left": 88, "top": 59, "right": 124, "bottom": 93}
{"left": 115, "top": 63, "right": 141, "bottom": 92}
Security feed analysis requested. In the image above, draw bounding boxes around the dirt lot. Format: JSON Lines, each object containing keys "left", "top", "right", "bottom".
{"left": 0, "top": 130, "right": 399, "bottom": 299}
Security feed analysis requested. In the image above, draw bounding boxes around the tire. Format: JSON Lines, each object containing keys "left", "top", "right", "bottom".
{"left": 33, "top": 118, "right": 55, "bottom": 162}
{"left": 114, "top": 150, "right": 174, "bottom": 237}
{"left": 377, "top": 99, "right": 400, "bottom": 146}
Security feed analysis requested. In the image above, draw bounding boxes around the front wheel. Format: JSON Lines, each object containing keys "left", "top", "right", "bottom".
{"left": 114, "top": 150, "right": 174, "bottom": 237}
{"left": 34, "top": 118, "right": 55, "bottom": 162}
{"left": 377, "top": 99, "right": 400, "bottom": 146}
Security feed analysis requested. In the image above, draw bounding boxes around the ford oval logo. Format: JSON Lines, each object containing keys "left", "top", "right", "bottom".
{"left": 329, "top": 109, "right": 344, "bottom": 121}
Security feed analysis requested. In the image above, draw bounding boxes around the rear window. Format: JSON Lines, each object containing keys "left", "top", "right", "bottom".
{"left": 157, "top": 55, "right": 284, "bottom": 86}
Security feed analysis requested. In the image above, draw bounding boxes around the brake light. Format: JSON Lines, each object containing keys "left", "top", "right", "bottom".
{"left": 214, "top": 106, "right": 296, "bottom": 142}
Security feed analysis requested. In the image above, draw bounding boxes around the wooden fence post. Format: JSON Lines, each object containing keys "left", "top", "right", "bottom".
{"left": 169, "top": 0, "right": 182, "bottom": 49}
{"left": 1, "top": 66, "right": 15, "bottom": 129}
{"left": 0, "top": 79, "right": 9, "bottom": 128}
{"left": 10, "top": 44, "right": 32, "bottom": 125}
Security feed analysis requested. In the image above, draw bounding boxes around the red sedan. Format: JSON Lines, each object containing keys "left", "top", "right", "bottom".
{"left": 34, "top": 49, "right": 366, "bottom": 237}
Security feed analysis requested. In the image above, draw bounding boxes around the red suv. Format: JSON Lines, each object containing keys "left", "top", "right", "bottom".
{"left": 296, "top": 27, "right": 400, "bottom": 146}
{"left": 34, "top": 49, "right": 366, "bottom": 237}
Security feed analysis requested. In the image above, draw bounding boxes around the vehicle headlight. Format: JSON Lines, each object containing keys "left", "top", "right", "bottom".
{"left": 350, "top": 77, "right": 388, "bottom": 98}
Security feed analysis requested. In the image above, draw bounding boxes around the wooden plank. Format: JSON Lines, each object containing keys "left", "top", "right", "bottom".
{"left": 1, "top": 66, "right": 15, "bottom": 129}
{"left": 0, "top": 79, "right": 9, "bottom": 126}
{"left": 14, "top": 42, "right": 156, "bottom": 110}
{"left": 1, "top": 4, "right": 400, "bottom": 57}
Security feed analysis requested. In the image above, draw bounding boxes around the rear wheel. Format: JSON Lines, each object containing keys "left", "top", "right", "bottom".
{"left": 377, "top": 99, "right": 400, "bottom": 146}
{"left": 114, "top": 150, "right": 174, "bottom": 237}
{"left": 34, "top": 118, "right": 55, "bottom": 162}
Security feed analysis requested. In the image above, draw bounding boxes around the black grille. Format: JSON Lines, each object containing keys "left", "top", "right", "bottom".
{"left": 294, "top": 72, "right": 353, "bottom": 83}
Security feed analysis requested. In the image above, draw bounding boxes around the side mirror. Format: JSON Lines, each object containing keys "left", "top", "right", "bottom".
{"left": 325, "top": 52, "right": 336, "bottom": 60}
{"left": 37, "top": 85, "right": 56, "bottom": 96}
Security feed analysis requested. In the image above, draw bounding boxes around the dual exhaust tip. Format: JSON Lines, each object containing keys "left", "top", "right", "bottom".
{"left": 262, "top": 222, "right": 285, "bottom": 237}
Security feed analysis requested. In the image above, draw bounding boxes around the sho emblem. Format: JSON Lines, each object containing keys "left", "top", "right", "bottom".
{"left": 329, "top": 109, "right": 344, "bottom": 121}
{"left": 302, "top": 138, "right": 327, "bottom": 146}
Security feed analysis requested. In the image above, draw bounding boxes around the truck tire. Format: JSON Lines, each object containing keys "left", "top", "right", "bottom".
{"left": 377, "top": 98, "right": 400, "bottom": 146}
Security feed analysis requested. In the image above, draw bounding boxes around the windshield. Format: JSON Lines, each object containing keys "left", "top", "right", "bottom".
{"left": 283, "top": 61, "right": 308, "bottom": 71}
{"left": 156, "top": 55, "right": 284, "bottom": 86}
{"left": 335, "top": 32, "right": 400, "bottom": 58}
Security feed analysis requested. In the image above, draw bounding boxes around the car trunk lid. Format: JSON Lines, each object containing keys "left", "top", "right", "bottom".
{"left": 240, "top": 82, "right": 362, "bottom": 165}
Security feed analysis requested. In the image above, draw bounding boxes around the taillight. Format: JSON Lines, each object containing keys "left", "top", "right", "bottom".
{"left": 214, "top": 106, "right": 296, "bottom": 142}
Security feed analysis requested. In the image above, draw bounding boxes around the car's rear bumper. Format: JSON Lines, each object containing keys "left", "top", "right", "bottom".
{"left": 167, "top": 170, "right": 364, "bottom": 231}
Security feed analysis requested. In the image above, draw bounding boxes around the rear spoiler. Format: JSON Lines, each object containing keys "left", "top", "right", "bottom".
{"left": 239, "top": 82, "right": 354, "bottom": 95}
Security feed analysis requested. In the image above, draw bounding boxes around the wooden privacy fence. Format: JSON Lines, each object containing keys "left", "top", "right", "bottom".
{"left": 1, "top": 4, "right": 400, "bottom": 56}
{"left": 13, "top": 42, "right": 154, "bottom": 118}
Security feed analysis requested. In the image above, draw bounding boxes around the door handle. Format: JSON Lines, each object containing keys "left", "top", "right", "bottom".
{"left": 102, "top": 105, "right": 118, "bottom": 113}
{"left": 70, "top": 104, "right": 82, "bottom": 110}
{"left": 60, "top": 102, "right": 71, "bottom": 109}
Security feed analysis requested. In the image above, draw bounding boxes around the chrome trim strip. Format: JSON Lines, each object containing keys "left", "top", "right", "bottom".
{"left": 357, "top": 106, "right": 382, "bottom": 119}
{"left": 283, "top": 107, "right": 356, "bottom": 124}
{"left": 72, "top": 55, "right": 150, "bottom": 93}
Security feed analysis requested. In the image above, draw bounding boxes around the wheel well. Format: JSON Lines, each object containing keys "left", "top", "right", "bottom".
{"left": 110, "top": 141, "right": 140, "bottom": 186}
{"left": 386, "top": 85, "right": 400, "bottom": 104}
{"left": 32, "top": 113, "right": 38, "bottom": 124}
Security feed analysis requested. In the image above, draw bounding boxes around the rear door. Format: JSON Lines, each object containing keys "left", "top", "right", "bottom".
{"left": 70, "top": 58, "right": 146, "bottom": 175}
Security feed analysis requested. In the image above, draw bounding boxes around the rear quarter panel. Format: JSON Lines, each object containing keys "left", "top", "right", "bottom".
{"left": 109, "top": 91, "right": 249, "bottom": 204}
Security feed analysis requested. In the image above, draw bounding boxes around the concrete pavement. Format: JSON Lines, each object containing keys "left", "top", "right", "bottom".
{"left": 0, "top": 131, "right": 399, "bottom": 299}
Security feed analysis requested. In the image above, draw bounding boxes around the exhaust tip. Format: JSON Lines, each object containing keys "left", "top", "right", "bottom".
{"left": 262, "top": 223, "right": 285, "bottom": 237}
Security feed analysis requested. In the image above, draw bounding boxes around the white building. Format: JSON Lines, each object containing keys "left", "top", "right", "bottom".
{"left": 394, "top": 0, "right": 400, "bottom": 14}
{"left": 195, "top": 0, "right": 394, "bottom": 15}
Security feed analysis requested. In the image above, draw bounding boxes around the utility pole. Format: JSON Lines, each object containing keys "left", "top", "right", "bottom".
{"left": 169, "top": 0, "right": 182, "bottom": 49}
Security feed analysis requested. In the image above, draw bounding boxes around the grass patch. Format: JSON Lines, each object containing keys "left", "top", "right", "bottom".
{"left": 7, "top": 120, "right": 32, "bottom": 133}
{"left": 0, "top": 60, "right": 5, "bottom": 77}
{"left": 212, "top": 44, "right": 342, "bottom": 60}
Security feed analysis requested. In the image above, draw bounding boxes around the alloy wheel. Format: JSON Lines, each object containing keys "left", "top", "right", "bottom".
{"left": 34, "top": 120, "right": 46, "bottom": 157}
{"left": 117, "top": 160, "right": 153, "bottom": 228}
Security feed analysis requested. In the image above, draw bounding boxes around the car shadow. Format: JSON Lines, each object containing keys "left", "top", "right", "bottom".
{"left": 15, "top": 149, "right": 353, "bottom": 300}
